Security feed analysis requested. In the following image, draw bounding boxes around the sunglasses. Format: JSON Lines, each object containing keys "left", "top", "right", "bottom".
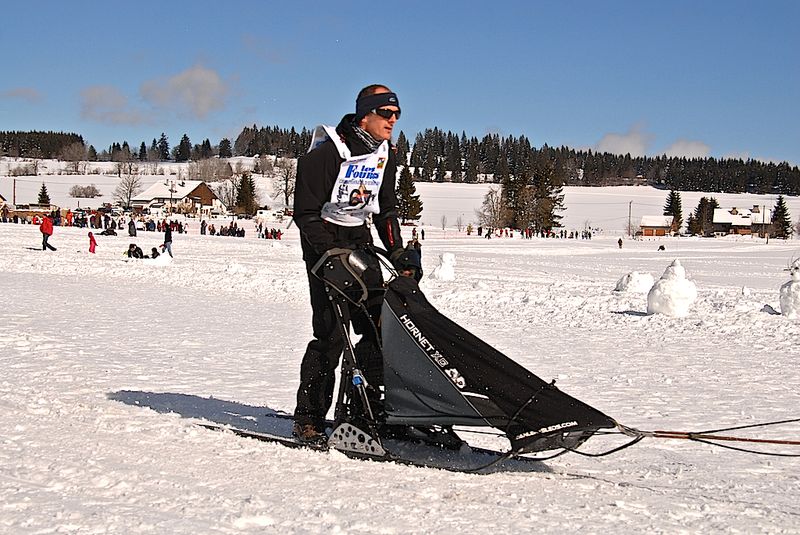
{"left": 372, "top": 108, "right": 401, "bottom": 120}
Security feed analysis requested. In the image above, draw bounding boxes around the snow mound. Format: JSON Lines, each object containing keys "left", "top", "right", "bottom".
{"left": 224, "top": 262, "right": 248, "bottom": 274}
{"left": 429, "top": 252, "right": 456, "bottom": 281}
{"left": 614, "top": 271, "right": 655, "bottom": 293}
{"left": 143, "top": 253, "right": 172, "bottom": 266}
{"left": 779, "top": 258, "right": 800, "bottom": 319}
{"left": 646, "top": 259, "right": 697, "bottom": 317}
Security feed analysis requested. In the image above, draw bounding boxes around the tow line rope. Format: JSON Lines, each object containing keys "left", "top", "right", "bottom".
{"left": 616, "top": 419, "right": 800, "bottom": 457}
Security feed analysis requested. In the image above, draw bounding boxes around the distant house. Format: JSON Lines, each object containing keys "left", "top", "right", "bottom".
{"left": 639, "top": 215, "right": 674, "bottom": 237}
{"left": 712, "top": 206, "right": 772, "bottom": 237}
{"left": 131, "top": 180, "right": 226, "bottom": 216}
{"left": 620, "top": 174, "right": 648, "bottom": 186}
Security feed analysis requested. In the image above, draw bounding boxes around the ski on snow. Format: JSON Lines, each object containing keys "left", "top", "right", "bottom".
{"left": 197, "top": 416, "right": 545, "bottom": 474}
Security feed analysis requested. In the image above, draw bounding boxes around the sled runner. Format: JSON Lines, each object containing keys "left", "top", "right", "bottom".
{"left": 197, "top": 414, "right": 546, "bottom": 474}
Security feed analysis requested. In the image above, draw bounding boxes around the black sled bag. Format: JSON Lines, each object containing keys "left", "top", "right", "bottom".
{"left": 380, "top": 277, "right": 616, "bottom": 453}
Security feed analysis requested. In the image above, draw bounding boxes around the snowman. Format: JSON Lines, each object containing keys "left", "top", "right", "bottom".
{"left": 779, "top": 258, "right": 800, "bottom": 319}
{"left": 430, "top": 252, "right": 456, "bottom": 281}
{"left": 647, "top": 259, "right": 697, "bottom": 317}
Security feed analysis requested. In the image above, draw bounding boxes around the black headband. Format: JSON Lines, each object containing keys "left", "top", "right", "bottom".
{"left": 355, "top": 92, "right": 400, "bottom": 121}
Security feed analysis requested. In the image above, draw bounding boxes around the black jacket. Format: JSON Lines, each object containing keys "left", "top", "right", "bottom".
{"left": 293, "top": 114, "right": 403, "bottom": 263}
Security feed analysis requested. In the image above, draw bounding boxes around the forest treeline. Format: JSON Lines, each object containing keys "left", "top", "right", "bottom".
{"left": 0, "top": 131, "right": 85, "bottom": 160}
{"left": 3, "top": 127, "right": 799, "bottom": 196}
{"left": 404, "top": 128, "right": 800, "bottom": 195}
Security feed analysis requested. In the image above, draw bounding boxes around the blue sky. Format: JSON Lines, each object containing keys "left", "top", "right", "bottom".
{"left": 2, "top": 1, "right": 798, "bottom": 164}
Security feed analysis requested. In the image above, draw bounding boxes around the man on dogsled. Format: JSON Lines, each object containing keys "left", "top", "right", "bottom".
{"left": 292, "top": 83, "right": 423, "bottom": 444}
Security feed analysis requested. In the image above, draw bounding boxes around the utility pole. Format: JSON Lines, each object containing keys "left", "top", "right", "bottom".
{"left": 169, "top": 180, "right": 176, "bottom": 214}
{"left": 628, "top": 200, "right": 632, "bottom": 237}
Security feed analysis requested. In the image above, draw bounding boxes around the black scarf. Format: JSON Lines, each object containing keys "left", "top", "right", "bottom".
{"left": 352, "top": 124, "right": 382, "bottom": 153}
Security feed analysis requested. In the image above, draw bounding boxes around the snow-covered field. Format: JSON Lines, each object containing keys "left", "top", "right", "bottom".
{"left": 2, "top": 173, "right": 800, "bottom": 533}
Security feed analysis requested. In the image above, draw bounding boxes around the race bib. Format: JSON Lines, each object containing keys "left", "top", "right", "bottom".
{"left": 321, "top": 141, "right": 389, "bottom": 227}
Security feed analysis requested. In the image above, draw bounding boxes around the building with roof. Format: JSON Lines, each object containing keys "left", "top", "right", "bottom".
{"left": 131, "top": 179, "right": 226, "bottom": 216}
{"left": 712, "top": 206, "right": 772, "bottom": 237}
{"left": 639, "top": 215, "right": 674, "bottom": 237}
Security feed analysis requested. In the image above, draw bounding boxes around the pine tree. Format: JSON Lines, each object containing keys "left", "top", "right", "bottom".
{"left": 395, "top": 131, "right": 410, "bottom": 165}
{"left": 235, "top": 172, "right": 258, "bottom": 215}
{"left": 529, "top": 164, "right": 565, "bottom": 231}
{"left": 691, "top": 196, "right": 719, "bottom": 236}
{"left": 218, "top": 138, "right": 232, "bottom": 158}
{"left": 705, "top": 197, "right": 719, "bottom": 234}
{"left": 38, "top": 183, "right": 51, "bottom": 206}
{"left": 663, "top": 190, "right": 683, "bottom": 233}
{"left": 200, "top": 139, "right": 213, "bottom": 159}
{"left": 447, "top": 136, "right": 462, "bottom": 183}
{"left": 176, "top": 134, "right": 191, "bottom": 162}
{"left": 421, "top": 148, "right": 436, "bottom": 182}
{"left": 396, "top": 166, "right": 422, "bottom": 223}
{"left": 686, "top": 214, "right": 700, "bottom": 236}
{"left": 464, "top": 139, "right": 480, "bottom": 183}
{"left": 138, "top": 142, "right": 147, "bottom": 161}
{"left": 409, "top": 132, "right": 424, "bottom": 168}
{"left": 157, "top": 133, "right": 170, "bottom": 161}
{"left": 771, "top": 195, "right": 793, "bottom": 239}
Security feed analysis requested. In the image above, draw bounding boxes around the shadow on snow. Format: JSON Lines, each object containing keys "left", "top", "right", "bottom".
{"left": 108, "top": 390, "right": 551, "bottom": 475}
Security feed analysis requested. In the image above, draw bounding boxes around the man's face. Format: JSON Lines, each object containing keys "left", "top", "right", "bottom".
{"left": 359, "top": 89, "right": 399, "bottom": 141}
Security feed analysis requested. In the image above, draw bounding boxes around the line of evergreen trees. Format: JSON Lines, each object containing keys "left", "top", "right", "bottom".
{"left": 5, "top": 127, "right": 800, "bottom": 200}
{"left": 233, "top": 125, "right": 312, "bottom": 158}
{"left": 1, "top": 131, "right": 85, "bottom": 159}
{"left": 6, "top": 128, "right": 799, "bottom": 196}
{"left": 406, "top": 128, "right": 800, "bottom": 195}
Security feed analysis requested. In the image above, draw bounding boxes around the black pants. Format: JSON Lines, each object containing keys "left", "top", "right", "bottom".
{"left": 42, "top": 233, "right": 56, "bottom": 251}
{"left": 294, "top": 251, "right": 384, "bottom": 429}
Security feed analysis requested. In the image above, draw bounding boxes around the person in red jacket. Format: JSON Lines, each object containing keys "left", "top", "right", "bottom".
{"left": 40, "top": 215, "right": 56, "bottom": 251}
{"left": 88, "top": 232, "right": 97, "bottom": 254}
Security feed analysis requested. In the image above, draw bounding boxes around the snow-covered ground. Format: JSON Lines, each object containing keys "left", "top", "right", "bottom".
{"left": 3, "top": 198, "right": 800, "bottom": 532}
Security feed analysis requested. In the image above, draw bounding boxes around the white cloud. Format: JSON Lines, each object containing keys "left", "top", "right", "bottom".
{"left": 1, "top": 87, "right": 43, "bottom": 103}
{"left": 80, "top": 86, "right": 151, "bottom": 125}
{"left": 140, "top": 65, "right": 228, "bottom": 119}
{"left": 594, "top": 124, "right": 653, "bottom": 157}
{"left": 663, "top": 139, "right": 711, "bottom": 159}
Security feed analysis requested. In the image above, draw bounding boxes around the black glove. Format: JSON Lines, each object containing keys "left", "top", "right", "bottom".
{"left": 390, "top": 247, "right": 423, "bottom": 282}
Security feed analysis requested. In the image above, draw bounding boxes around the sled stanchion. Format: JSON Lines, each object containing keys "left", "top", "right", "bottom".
{"left": 330, "top": 291, "right": 377, "bottom": 426}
